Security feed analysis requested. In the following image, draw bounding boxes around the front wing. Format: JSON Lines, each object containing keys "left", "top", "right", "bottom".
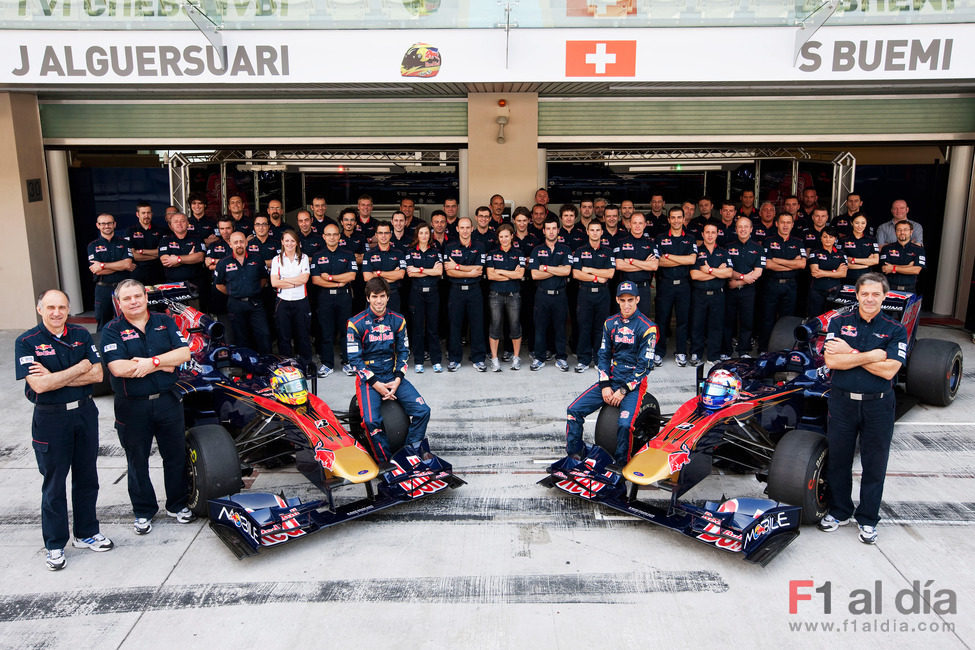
{"left": 209, "top": 440, "right": 465, "bottom": 558}
{"left": 538, "top": 445, "right": 801, "bottom": 566}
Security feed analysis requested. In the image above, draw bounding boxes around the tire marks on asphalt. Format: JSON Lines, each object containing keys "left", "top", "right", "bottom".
{"left": 0, "top": 570, "right": 729, "bottom": 621}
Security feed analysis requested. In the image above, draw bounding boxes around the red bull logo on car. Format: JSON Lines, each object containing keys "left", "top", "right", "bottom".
{"left": 313, "top": 441, "right": 335, "bottom": 470}
{"left": 667, "top": 442, "right": 691, "bottom": 473}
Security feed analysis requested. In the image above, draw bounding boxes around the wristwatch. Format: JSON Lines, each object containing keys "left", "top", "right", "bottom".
{"left": 151, "top": 356, "right": 160, "bottom": 367}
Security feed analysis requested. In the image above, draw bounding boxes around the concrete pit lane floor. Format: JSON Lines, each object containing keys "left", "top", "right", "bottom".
{"left": 0, "top": 325, "right": 972, "bottom": 649}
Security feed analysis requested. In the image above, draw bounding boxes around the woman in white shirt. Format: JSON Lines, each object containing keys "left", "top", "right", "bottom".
{"left": 269, "top": 230, "right": 312, "bottom": 369}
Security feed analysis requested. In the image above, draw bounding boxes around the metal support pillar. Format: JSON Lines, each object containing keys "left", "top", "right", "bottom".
{"left": 45, "top": 149, "right": 83, "bottom": 313}
{"left": 934, "top": 145, "right": 974, "bottom": 316}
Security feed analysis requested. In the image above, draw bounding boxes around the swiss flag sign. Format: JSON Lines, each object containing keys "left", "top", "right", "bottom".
{"left": 565, "top": 40, "right": 637, "bottom": 77}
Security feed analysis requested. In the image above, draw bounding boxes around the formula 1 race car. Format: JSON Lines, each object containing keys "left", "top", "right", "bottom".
{"left": 540, "top": 287, "right": 962, "bottom": 565}
{"left": 140, "top": 284, "right": 464, "bottom": 558}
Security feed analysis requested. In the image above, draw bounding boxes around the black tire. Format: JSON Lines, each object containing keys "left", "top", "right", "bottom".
{"left": 594, "top": 392, "right": 661, "bottom": 457}
{"left": 768, "top": 316, "right": 803, "bottom": 353}
{"left": 594, "top": 405, "right": 620, "bottom": 455}
{"left": 90, "top": 331, "right": 112, "bottom": 397}
{"left": 767, "top": 429, "right": 828, "bottom": 525}
{"left": 186, "top": 424, "right": 243, "bottom": 517}
{"left": 906, "top": 338, "right": 963, "bottom": 406}
{"left": 347, "top": 395, "right": 410, "bottom": 454}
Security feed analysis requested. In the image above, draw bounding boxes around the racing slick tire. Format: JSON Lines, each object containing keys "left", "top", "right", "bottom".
{"left": 186, "top": 424, "right": 244, "bottom": 517}
{"left": 347, "top": 396, "right": 410, "bottom": 455}
{"left": 594, "top": 405, "right": 620, "bottom": 455}
{"left": 594, "top": 393, "right": 661, "bottom": 458}
{"left": 90, "top": 331, "right": 112, "bottom": 397}
{"left": 768, "top": 316, "right": 803, "bottom": 353}
{"left": 906, "top": 338, "right": 963, "bottom": 406}
{"left": 767, "top": 429, "right": 828, "bottom": 525}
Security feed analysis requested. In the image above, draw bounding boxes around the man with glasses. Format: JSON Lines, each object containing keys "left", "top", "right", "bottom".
{"left": 88, "top": 213, "right": 135, "bottom": 330}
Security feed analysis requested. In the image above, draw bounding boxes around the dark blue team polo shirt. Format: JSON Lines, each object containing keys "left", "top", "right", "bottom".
{"left": 653, "top": 230, "right": 698, "bottom": 281}
{"left": 693, "top": 244, "right": 732, "bottom": 290}
{"left": 100, "top": 312, "right": 188, "bottom": 396}
{"left": 558, "top": 226, "right": 587, "bottom": 252}
{"left": 880, "top": 241, "right": 926, "bottom": 293}
{"left": 615, "top": 234, "right": 656, "bottom": 282}
{"left": 528, "top": 242, "right": 572, "bottom": 292}
{"left": 158, "top": 233, "right": 204, "bottom": 282}
{"left": 573, "top": 243, "right": 615, "bottom": 289}
{"left": 725, "top": 237, "right": 766, "bottom": 276}
{"left": 310, "top": 246, "right": 357, "bottom": 281}
{"left": 826, "top": 310, "right": 907, "bottom": 393}
{"left": 443, "top": 240, "right": 486, "bottom": 286}
{"left": 340, "top": 231, "right": 367, "bottom": 256}
{"left": 87, "top": 235, "right": 133, "bottom": 285}
{"left": 809, "top": 246, "right": 848, "bottom": 292}
{"left": 298, "top": 230, "right": 324, "bottom": 258}
{"left": 15, "top": 324, "right": 100, "bottom": 405}
{"left": 362, "top": 245, "right": 407, "bottom": 289}
{"left": 213, "top": 253, "right": 267, "bottom": 298}
{"left": 407, "top": 246, "right": 443, "bottom": 289}
{"left": 486, "top": 246, "right": 524, "bottom": 293}
{"left": 764, "top": 234, "right": 807, "bottom": 279}
{"left": 247, "top": 236, "right": 280, "bottom": 265}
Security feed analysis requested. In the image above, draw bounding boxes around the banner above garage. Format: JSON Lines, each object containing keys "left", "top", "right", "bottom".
{"left": 3, "top": 24, "right": 974, "bottom": 84}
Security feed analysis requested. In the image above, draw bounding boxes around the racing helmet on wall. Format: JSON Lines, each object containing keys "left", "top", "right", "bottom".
{"left": 701, "top": 369, "right": 742, "bottom": 410}
{"left": 270, "top": 366, "right": 308, "bottom": 406}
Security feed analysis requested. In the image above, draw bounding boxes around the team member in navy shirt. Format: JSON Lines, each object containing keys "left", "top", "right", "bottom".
{"left": 214, "top": 231, "right": 271, "bottom": 353}
{"left": 125, "top": 201, "right": 163, "bottom": 286}
{"left": 88, "top": 213, "right": 135, "bottom": 330}
{"left": 529, "top": 218, "right": 573, "bottom": 371}
{"left": 363, "top": 222, "right": 407, "bottom": 313}
{"left": 572, "top": 221, "right": 616, "bottom": 372}
{"left": 841, "top": 214, "right": 879, "bottom": 285}
{"left": 486, "top": 224, "right": 526, "bottom": 372}
{"left": 565, "top": 281, "right": 658, "bottom": 464}
{"left": 158, "top": 212, "right": 205, "bottom": 284}
{"left": 296, "top": 210, "right": 324, "bottom": 259}
{"left": 654, "top": 206, "right": 698, "bottom": 367}
{"left": 407, "top": 221, "right": 444, "bottom": 374}
{"left": 444, "top": 217, "right": 488, "bottom": 372}
{"left": 689, "top": 223, "right": 732, "bottom": 366}
{"left": 723, "top": 217, "right": 765, "bottom": 358}
{"left": 310, "top": 224, "right": 358, "bottom": 378}
{"left": 247, "top": 214, "right": 280, "bottom": 268}
{"left": 880, "top": 221, "right": 926, "bottom": 293}
{"left": 807, "top": 228, "right": 848, "bottom": 316}
{"left": 614, "top": 212, "right": 658, "bottom": 319}
{"left": 820, "top": 273, "right": 907, "bottom": 544}
{"left": 759, "top": 212, "right": 807, "bottom": 351}
{"left": 102, "top": 279, "right": 194, "bottom": 535}
{"left": 16, "top": 290, "right": 111, "bottom": 569}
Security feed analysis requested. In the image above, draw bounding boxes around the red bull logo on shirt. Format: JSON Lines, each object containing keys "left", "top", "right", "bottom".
{"left": 368, "top": 324, "right": 394, "bottom": 343}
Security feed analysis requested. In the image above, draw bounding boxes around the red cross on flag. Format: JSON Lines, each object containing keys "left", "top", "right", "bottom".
{"left": 565, "top": 40, "right": 637, "bottom": 77}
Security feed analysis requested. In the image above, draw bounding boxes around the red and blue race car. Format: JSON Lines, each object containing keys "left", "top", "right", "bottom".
{"left": 128, "top": 284, "right": 465, "bottom": 558}
{"left": 540, "top": 287, "right": 962, "bottom": 565}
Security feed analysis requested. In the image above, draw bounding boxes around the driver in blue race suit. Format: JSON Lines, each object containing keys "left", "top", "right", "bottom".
{"left": 347, "top": 277, "right": 431, "bottom": 466}
{"left": 565, "top": 281, "right": 658, "bottom": 464}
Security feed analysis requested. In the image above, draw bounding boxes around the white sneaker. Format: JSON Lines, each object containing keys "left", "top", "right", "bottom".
{"left": 858, "top": 524, "right": 878, "bottom": 544}
{"left": 342, "top": 363, "right": 355, "bottom": 376}
{"left": 511, "top": 356, "right": 521, "bottom": 371}
{"left": 72, "top": 533, "right": 114, "bottom": 552}
{"left": 817, "top": 514, "right": 852, "bottom": 532}
{"left": 46, "top": 548, "right": 65, "bottom": 571}
{"left": 432, "top": 363, "right": 443, "bottom": 373}
{"left": 133, "top": 518, "right": 152, "bottom": 535}
{"left": 675, "top": 354, "right": 687, "bottom": 367}
{"left": 490, "top": 358, "right": 502, "bottom": 372}
{"left": 317, "top": 364, "right": 333, "bottom": 378}
{"left": 166, "top": 508, "right": 197, "bottom": 524}
{"left": 653, "top": 355, "right": 663, "bottom": 367}
{"left": 415, "top": 364, "right": 424, "bottom": 374}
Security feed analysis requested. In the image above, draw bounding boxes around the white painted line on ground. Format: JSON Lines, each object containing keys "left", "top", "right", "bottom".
{"left": 894, "top": 422, "right": 975, "bottom": 426}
